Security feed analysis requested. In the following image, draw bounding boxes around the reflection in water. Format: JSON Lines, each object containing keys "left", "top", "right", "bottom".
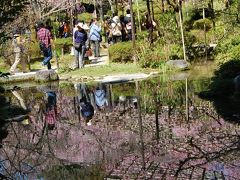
{"left": 77, "top": 83, "right": 94, "bottom": 125}
{"left": 45, "top": 91, "right": 57, "bottom": 130}
{"left": 94, "top": 83, "right": 108, "bottom": 110}
{"left": 0, "top": 78, "right": 240, "bottom": 179}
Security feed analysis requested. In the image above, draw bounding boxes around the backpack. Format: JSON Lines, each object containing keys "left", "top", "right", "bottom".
{"left": 126, "top": 22, "right": 132, "bottom": 30}
{"left": 81, "top": 102, "right": 94, "bottom": 118}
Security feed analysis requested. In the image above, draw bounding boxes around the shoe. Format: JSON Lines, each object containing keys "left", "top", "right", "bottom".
{"left": 9, "top": 71, "right": 15, "bottom": 75}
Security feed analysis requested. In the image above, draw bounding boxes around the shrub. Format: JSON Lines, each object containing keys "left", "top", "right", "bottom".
{"left": 55, "top": 37, "right": 72, "bottom": 54}
{"left": 193, "top": 18, "right": 212, "bottom": 31}
{"left": 137, "top": 43, "right": 174, "bottom": 68}
{"left": 168, "top": 44, "right": 184, "bottom": 60}
{"left": 26, "top": 41, "right": 42, "bottom": 58}
{"left": 78, "top": 13, "right": 93, "bottom": 23}
{"left": 215, "top": 34, "right": 240, "bottom": 63}
{"left": 214, "top": 59, "right": 240, "bottom": 79}
{"left": 108, "top": 42, "right": 134, "bottom": 63}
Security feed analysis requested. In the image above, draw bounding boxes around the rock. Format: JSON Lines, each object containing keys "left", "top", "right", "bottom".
{"left": 166, "top": 60, "right": 190, "bottom": 70}
{"left": 35, "top": 69, "right": 59, "bottom": 82}
{"left": 169, "top": 72, "right": 190, "bottom": 81}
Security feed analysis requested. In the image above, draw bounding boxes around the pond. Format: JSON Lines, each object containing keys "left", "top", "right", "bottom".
{"left": 1, "top": 66, "right": 240, "bottom": 179}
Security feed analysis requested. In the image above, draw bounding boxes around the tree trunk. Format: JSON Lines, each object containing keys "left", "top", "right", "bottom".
{"left": 129, "top": 0, "right": 136, "bottom": 63}
{"left": 99, "top": 0, "right": 104, "bottom": 21}
{"left": 178, "top": 0, "right": 186, "bottom": 61}
{"left": 107, "top": 0, "right": 115, "bottom": 15}
{"left": 115, "top": 0, "right": 118, "bottom": 15}
{"left": 162, "top": 0, "right": 165, "bottom": 12}
{"left": 136, "top": 0, "right": 141, "bottom": 32}
{"left": 146, "top": 0, "right": 153, "bottom": 45}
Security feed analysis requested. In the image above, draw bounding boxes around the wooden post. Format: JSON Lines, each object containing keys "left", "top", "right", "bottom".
{"left": 185, "top": 78, "right": 189, "bottom": 121}
{"left": 146, "top": 0, "right": 153, "bottom": 45}
{"left": 135, "top": 81, "right": 146, "bottom": 170}
{"left": 129, "top": 0, "right": 136, "bottom": 64}
{"left": 178, "top": 0, "right": 187, "bottom": 61}
{"left": 203, "top": 8, "right": 207, "bottom": 62}
{"left": 136, "top": 0, "right": 141, "bottom": 32}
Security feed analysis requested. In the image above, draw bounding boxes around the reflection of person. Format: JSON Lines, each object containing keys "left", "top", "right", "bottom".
{"left": 45, "top": 91, "right": 57, "bottom": 130}
{"left": 10, "top": 32, "right": 27, "bottom": 75}
{"left": 94, "top": 84, "right": 108, "bottom": 110}
{"left": 75, "top": 84, "right": 94, "bottom": 125}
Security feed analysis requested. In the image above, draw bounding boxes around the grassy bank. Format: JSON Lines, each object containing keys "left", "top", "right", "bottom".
{"left": 59, "top": 63, "right": 156, "bottom": 78}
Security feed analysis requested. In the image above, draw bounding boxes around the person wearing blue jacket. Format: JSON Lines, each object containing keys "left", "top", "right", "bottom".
{"left": 89, "top": 18, "right": 101, "bottom": 58}
{"left": 73, "top": 22, "right": 88, "bottom": 69}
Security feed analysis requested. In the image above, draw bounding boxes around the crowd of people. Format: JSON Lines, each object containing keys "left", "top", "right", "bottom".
{"left": 9, "top": 8, "right": 137, "bottom": 74}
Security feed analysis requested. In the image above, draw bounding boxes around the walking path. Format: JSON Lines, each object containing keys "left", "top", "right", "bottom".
{"left": 0, "top": 51, "right": 158, "bottom": 84}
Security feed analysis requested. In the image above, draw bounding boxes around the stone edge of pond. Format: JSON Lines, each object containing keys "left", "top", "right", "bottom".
{"left": 0, "top": 70, "right": 59, "bottom": 84}
{"left": 58, "top": 71, "right": 160, "bottom": 83}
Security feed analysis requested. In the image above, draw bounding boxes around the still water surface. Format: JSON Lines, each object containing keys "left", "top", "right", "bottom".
{"left": 1, "top": 69, "right": 240, "bottom": 179}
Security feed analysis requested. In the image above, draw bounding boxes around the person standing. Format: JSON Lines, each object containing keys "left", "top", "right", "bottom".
{"left": 63, "top": 21, "right": 71, "bottom": 38}
{"left": 111, "top": 15, "right": 122, "bottom": 44}
{"left": 124, "top": 9, "right": 132, "bottom": 41}
{"left": 10, "top": 32, "right": 27, "bottom": 75}
{"left": 89, "top": 18, "right": 101, "bottom": 58}
{"left": 73, "top": 22, "right": 88, "bottom": 69}
{"left": 37, "top": 22, "right": 54, "bottom": 70}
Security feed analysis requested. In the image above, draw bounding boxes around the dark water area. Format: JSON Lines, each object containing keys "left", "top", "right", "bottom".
{"left": 1, "top": 73, "right": 240, "bottom": 179}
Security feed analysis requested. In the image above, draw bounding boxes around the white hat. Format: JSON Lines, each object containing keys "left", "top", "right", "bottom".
{"left": 82, "top": 24, "right": 89, "bottom": 30}
{"left": 77, "top": 22, "right": 89, "bottom": 30}
{"left": 113, "top": 16, "right": 120, "bottom": 23}
{"left": 77, "top": 22, "right": 84, "bottom": 29}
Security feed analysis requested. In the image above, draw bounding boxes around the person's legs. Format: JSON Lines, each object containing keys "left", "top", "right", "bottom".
{"left": 112, "top": 36, "right": 116, "bottom": 44}
{"left": 10, "top": 52, "right": 21, "bottom": 74}
{"left": 91, "top": 40, "right": 97, "bottom": 57}
{"left": 79, "top": 45, "right": 86, "bottom": 68}
{"left": 73, "top": 48, "right": 80, "bottom": 69}
{"left": 42, "top": 46, "right": 52, "bottom": 69}
{"left": 95, "top": 40, "right": 100, "bottom": 57}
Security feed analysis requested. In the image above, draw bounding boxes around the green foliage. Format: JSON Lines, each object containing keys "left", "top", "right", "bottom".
{"left": 215, "top": 34, "right": 240, "bottom": 63}
{"left": 108, "top": 42, "right": 134, "bottom": 63}
{"left": 77, "top": 13, "right": 93, "bottom": 23}
{"left": 193, "top": 18, "right": 212, "bottom": 31}
{"left": 137, "top": 46, "right": 166, "bottom": 68}
{"left": 169, "top": 44, "right": 184, "bottom": 60}
{"left": 220, "top": 0, "right": 240, "bottom": 27}
{"left": 42, "top": 164, "right": 105, "bottom": 180}
{"left": 0, "top": 0, "right": 28, "bottom": 43}
{"left": 214, "top": 59, "right": 240, "bottom": 79}
{"left": 55, "top": 37, "right": 72, "bottom": 54}
{"left": 26, "top": 41, "right": 42, "bottom": 58}
{"left": 199, "top": 59, "right": 240, "bottom": 98}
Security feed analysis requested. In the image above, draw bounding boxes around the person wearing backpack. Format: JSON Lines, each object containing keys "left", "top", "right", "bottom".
{"left": 111, "top": 14, "right": 122, "bottom": 44}
{"left": 37, "top": 22, "right": 54, "bottom": 70}
{"left": 124, "top": 9, "right": 132, "bottom": 41}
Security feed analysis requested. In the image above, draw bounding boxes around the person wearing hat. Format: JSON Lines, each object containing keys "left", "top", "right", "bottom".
{"left": 73, "top": 22, "right": 88, "bottom": 69}
{"left": 10, "top": 32, "right": 27, "bottom": 75}
{"left": 37, "top": 22, "right": 54, "bottom": 70}
{"left": 89, "top": 18, "right": 102, "bottom": 58}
